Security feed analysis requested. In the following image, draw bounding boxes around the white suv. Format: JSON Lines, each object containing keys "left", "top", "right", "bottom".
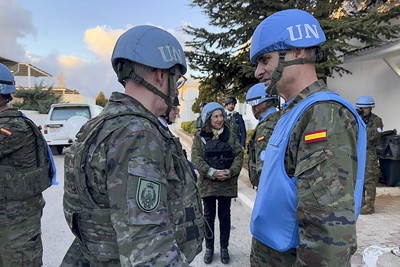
{"left": 43, "top": 103, "right": 103, "bottom": 154}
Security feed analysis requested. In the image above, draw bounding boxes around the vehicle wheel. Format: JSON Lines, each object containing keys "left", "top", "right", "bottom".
{"left": 56, "top": 145, "right": 64, "bottom": 155}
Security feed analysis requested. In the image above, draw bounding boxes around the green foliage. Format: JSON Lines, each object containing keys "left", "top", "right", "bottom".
{"left": 192, "top": 81, "right": 226, "bottom": 113}
{"left": 181, "top": 120, "right": 196, "bottom": 134}
{"left": 96, "top": 91, "right": 109, "bottom": 107}
{"left": 13, "top": 82, "right": 61, "bottom": 114}
{"left": 185, "top": 0, "right": 400, "bottom": 101}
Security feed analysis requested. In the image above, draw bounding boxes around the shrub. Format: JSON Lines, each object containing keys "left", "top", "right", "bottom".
{"left": 13, "top": 82, "right": 61, "bottom": 114}
{"left": 181, "top": 120, "right": 195, "bottom": 134}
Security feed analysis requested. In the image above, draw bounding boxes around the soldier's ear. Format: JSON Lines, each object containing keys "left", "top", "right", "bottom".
{"left": 153, "top": 69, "right": 167, "bottom": 87}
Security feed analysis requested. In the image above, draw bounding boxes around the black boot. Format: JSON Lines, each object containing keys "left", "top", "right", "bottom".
{"left": 204, "top": 248, "right": 213, "bottom": 264}
{"left": 221, "top": 248, "right": 230, "bottom": 264}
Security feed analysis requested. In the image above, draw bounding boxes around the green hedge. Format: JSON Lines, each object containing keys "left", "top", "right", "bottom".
{"left": 181, "top": 120, "right": 195, "bottom": 134}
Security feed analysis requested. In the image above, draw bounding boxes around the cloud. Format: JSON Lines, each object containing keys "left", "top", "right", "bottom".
{"left": 84, "top": 26, "right": 125, "bottom": 61}
{"left": 0, "top": 0, "right": 37, "bottom": 60}
{"left": 59, "top": 55, "right": 88, "bottom": 68}
{"left": 54, "top": 26, "right": 127, "bottom": 97}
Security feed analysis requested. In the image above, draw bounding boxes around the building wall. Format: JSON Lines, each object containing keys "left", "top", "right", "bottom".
{"left": 327, "top": 55, "right": 400, "bottom": 132}
{"left": 177, "top": 78, "right": 199, "bottom": 123}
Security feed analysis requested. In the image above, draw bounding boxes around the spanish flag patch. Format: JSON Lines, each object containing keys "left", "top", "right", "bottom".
{"left": 305, "top": 130, "right": 326, "bottom": 143}
{"left": 257, "top": 136, "right": 265, "bottom": 142}
{"left": 1, "top": 127, "right": 12, "bottom": 136}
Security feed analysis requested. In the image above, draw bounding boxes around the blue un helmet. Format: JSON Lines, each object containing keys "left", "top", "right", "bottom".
{"left": 0, "top": 63, "right": 16, "bottom": 95}
{"left": 356, "top": 96, "right": 375, "bottom": 108}
{"left": 201, "top": 102, "right": 226, "bottom": 124}
{"left": 246, "top": 83, "right": 279, "bottom": 119}
{"left": 250, "top": 9, "right": 326, "bottom": 96}
{"left": 111, "top": 25, "right": 187, "bottom": 113}
{"left": 246, "top": 83, "right": 279, "bottom": 106}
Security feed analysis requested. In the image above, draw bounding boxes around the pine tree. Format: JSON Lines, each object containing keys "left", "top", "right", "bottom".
{"left": 184, "top": 0, "right": 400, "bottom": 101}
{"left": 13, "top": 82, "right": 61, "bottom": 113}
{"left": 96, "top": 91, "right": 109, "bottom": 107}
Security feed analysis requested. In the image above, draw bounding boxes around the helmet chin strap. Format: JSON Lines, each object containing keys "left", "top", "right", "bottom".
{"left": 117, "top": 61, "right": 174, "bottom": 114}
{"left": 265, "top": 50, "right": 316, "bottom": 97}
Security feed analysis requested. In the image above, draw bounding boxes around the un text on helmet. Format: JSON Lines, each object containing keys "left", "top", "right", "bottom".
{"left": 286, "top": 24, "right": 320, "bottom": 41}
{"left": 158, "top": 45, "right": 184, "bottom": 65}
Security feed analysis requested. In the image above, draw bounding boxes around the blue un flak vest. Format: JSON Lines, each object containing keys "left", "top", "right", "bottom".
{"left": 250, "top": 91, "right": 366, "bottom": 252}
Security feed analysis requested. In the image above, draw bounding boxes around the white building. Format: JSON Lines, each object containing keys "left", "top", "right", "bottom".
{"left": 328, "top": 40, "right": 400, "bottom": 132}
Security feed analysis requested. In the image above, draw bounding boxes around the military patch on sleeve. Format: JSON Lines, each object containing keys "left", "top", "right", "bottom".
{"left": 0, "top": 127, "right": 12, "bottom": 136}
{"left": 305, "top": 130, "right": 327, "bottom": 143}
{"left": 257, "top": 136, "right": 265, "bottom": 142}
{"left": 136, "top": 178, "right": 161, "bottom": 212}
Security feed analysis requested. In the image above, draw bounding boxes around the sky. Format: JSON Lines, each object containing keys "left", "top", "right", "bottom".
{"left": 0, "top": 0, "right": 209, "bottom": 98}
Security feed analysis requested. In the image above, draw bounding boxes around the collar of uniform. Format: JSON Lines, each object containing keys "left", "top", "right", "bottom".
{"left": 282, "top": 79, "right": 328, "bottom": 115}
{"left": 158, "top": 117, "right": 168, "bottom": 128}
{"left": 109, "top": 91, "right": 153, "bottom": 115}
{"left": 259, "top": 107, "right": 278, "bottom": 121}
{"left": 0, "top": 107, "right": 20, "bottom": 117}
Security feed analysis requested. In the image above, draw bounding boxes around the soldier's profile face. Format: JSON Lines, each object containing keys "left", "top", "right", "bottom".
{"left": 362, "top": 107, "right": 372, "bottom": 116}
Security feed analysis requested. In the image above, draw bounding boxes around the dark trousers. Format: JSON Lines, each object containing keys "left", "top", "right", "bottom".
{"left": 203, "top": 196, "right": 232, "bottom": 250}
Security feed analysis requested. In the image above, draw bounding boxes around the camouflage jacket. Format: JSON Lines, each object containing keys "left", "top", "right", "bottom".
{"left": 362, "top": 112, "right": 383, "bottom": 152}
{"left": 63, "top": 92, "right": 203, "bottom": 266}
{"left": 247, "top": 110, "right": 281, "bottom": 187}
{"left": 191, "top": 124, "right": 244, "bottom": 198}
{"left": 226, "top": 111, "right": 247, "bottom": 147}
{"left": 194, "top": 115, "right": 203, "bottom": 130}
{"left": 0, "top": 108, "right": 48, "bottom": 224}
{"left": 278, "top": 80, "right": 359, "bottom": 266}
{"left": 362, "top": 112, "right": 383, "bottom": 176}
{"left": 193, "top": 115, "right": 203, "bottom": 137}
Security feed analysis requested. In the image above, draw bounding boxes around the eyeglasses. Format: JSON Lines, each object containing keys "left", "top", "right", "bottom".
{"left": 176, "top": 76, "right": 187, "bottom": 89}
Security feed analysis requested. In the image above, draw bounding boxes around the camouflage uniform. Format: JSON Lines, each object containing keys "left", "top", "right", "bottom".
{"left": 0, "top": 108, "right": 52, "bottom": 267}
{"left": 226, "top": 111, "right": 246, "bottom": 147}
{"left": 194, "top": 115, "right": 203, "bottom": 137}
{"left": 361, "top": 112, "right": 383, "bottom": 214}
{"left": 247, "top": 111, "right": 281, "bottom": 187}
{"left": 250, "top": 80, "right": 360, "bottom": 267}
{"left": 62, "top": 92, "right": 204, "bottom": 267}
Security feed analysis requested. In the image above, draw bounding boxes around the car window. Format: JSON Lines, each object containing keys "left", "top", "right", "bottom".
{"left": 50, "top": 106, "right": 91, "bottom": 121}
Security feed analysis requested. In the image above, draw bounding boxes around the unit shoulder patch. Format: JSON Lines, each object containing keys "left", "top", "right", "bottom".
{"left": 136, "top": 178, "right": 161, "bottom": 212}
{"left": 305, "top": 130, "right": 327, "bottom": 143}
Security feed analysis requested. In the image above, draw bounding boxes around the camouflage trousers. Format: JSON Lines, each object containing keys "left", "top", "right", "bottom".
{"left": 0, "top": 210, "right": 43, "bottom": 267}
{"left": 61, "top": 238, "right": 120, "bottom": 267}
{"left": 250, "top": 237, "right": 296, "bottom": 267}
{"left": 362, "top": 154, "right": 382, "bottom": 206}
